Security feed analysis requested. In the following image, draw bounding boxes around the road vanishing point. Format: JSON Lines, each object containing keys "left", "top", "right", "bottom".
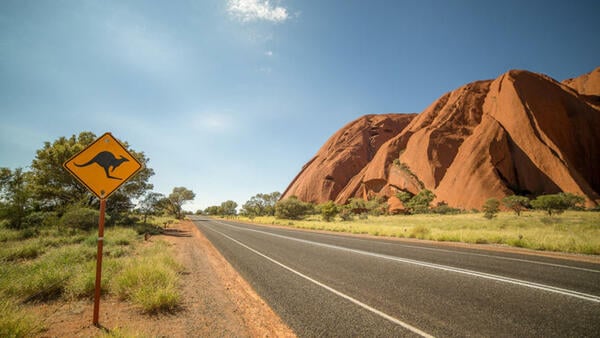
{"left": 190, "top": 216, "right": 600, "bottom": 337}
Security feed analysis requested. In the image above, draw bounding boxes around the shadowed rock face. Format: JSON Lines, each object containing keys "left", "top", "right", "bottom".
{"left": 282, "top": 67, "right": 600, "bottom": 210}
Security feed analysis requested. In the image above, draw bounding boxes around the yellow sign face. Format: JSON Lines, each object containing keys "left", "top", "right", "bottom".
{"left": 63, "top": 132, "right": 143, "bottom": 199}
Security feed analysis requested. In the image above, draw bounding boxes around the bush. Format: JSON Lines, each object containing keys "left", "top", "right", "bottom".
{"left": 431, "top": 202, "right": 462, "bottom": 215}
{"left": 338, "top": 208, "right": 353, "bottom": 221}
{"left": 60, "top": 207, "right": 101, "bottom": 231}
{"left": 317, "top": 201, "right": 338, "bottom": 222}
{"left": 482, "top": 198, "right": 500, "bottom": 219}
{"left": 275, "top": 197, "right": 314, "bottom": 220}
{"left": 405, "top": 189, "right": 436, "bottom": 214}
{"left": 366, "top": 197, "right": 388, "bottom": 216}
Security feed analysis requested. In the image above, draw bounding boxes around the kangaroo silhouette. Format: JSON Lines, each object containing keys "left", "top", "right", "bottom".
{"left": 74, "top": 151, "right": 129, "bottom": 180}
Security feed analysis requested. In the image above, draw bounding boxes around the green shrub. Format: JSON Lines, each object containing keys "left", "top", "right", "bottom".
{"left": 482, "top": 198, "right": 500, "bottom": 219}
{"left": 60, "top": 207, "right": 100, "bottom": 231}
{"left": 317, "top": 201, "right": 339, "bottom": 222}
{"left": 275, "top": 196, "right": 314, "bottom": 220}
{"left": 431, "top": 202, "right": 462, "bottom": 215}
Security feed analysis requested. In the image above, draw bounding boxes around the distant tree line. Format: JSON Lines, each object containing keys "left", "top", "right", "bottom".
{"left": 0, "top": 132, "right": 195, "bottom": 231}
{"left": 204, "top": 188, "right": 592, "bottom": 223}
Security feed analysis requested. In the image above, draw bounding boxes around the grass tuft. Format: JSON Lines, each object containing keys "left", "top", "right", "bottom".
{"left": 114, "top": 241, "right": 182, "bottom": 313}
{"left": 0, "top": 299, "right": 39, "bottom": 337}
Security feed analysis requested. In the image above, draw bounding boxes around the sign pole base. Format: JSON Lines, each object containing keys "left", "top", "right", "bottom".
{"left": 93, "top": 198, "right": 106, "bottom": 326}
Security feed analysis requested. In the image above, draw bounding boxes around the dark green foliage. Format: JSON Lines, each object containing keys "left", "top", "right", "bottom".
{"left": 163, "top": 187, "right": 195, "bottom": 219}
{"left": 396, "top": 191, "right": 413, "bottom": 204}
{"left": 29, "top": 132, "right": 154, "bottom": 212}
{"left": 317, "top": 201, "right": 338, "bottom": 222}
{"left": 530, "top": 193, "right": 585, "bottom": 216}
{"left": 203, "top": 205, "right": 221, "bottom": 216}
{"left": 0, "top": 168, "right": 32, "bottom": 229}
{"left": 431, "top": 202, "right": 462, "bottom": 215}
{"left": 405, "top": 189, "right": 436, "bottom": 214}
{"left": 219, "top": 200, "right": 238, "bottom": 216}
{"left": 502, "top": 195, "right": 530, "bottom": 216}
{"left": 482, "top": 198, "right": 500, "bottom": 219}
{"left": 139, "top": 192, "right": 165, "bottom": 224}
{"left": 60, "top": 206, "right": 100, "bottom": 230}
{"left": 275, "top": 196, "right": 314, "bottom": 220}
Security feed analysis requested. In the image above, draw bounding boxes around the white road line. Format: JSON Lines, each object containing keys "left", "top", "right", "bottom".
{"left": 214, "top": 220, "right": 600, "bottom": 303}
{"left": 205, "top": 224, "right": 435, "bottom": 338}
{"left": 296, "top": 231, "right": 600, "bottom": 274}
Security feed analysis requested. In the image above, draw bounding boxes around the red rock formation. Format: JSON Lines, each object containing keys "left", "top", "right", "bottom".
{"left": 563, "top": 66, "right": 600, "bottom": 96}
{"left": 283, "top": 68, "right": 600, "bottom": 210}
{"left": 282, "top": 114, "right": 416, "bottom": 203}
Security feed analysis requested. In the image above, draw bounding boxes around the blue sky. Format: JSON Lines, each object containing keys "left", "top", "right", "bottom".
{"left": 1, "top": 0, "right": 599, "bottom": 211}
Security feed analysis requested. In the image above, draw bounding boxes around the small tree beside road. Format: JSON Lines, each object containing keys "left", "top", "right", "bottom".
{"left": 165, "top": 187, "right": 195, "bottom": 219}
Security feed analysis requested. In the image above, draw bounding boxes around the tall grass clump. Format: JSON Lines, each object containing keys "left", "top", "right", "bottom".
{"left": 0, "top": 300, "right": 39, "bottom": 337}
{"left": 114, "top": 241, "right": 182, "bottom": 313}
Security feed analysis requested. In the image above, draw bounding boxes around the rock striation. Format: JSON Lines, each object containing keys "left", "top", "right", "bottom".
{"left": 282, "top": 67, "right": 600, "bottom": 210}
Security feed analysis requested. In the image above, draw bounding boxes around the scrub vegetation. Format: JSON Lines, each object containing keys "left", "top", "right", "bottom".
{"left": 236, "top": 211, "right": 600, "bottom": 255}
{"left": 0, "top": 217, "right": 181, "bottom": 336}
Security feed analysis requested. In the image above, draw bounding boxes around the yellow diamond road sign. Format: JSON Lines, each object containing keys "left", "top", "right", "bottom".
{"left": 63, "top": 132, "right": 142, "bottom": 199}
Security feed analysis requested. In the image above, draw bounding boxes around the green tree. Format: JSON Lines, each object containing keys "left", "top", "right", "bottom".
{"left": 204, "top": 205, "right": 221, "bottom": 216}
{"left": 502, "top": 195, "right": 529, "bottom": 216}
{"left": 405, "top": 189, "right": 436, "bottom": 214}
{"left": 139, "top": 192, "right": 165, "bottom": 224}
{"left": 28, "top": 132, "right": 154, "bottom": 213}
{"left": 482, "top": 198, "right": 500, "bottom": 219}
{"left": 275, "top": 196, "right": 314, "bottom": 220}
{"left": 318, "top": 201, "right": 338, "bottom": 222}
{"left": 242, "top": 192, "right": 281, "bottom": 217}
{"left": 530, "top": 193, "right": 585, "bottom": 216}
{"left": 0, "top": 168, "right": 32, "bottom": 229}
{"left": 220, "top": 200, "right": 238, "bottom": 216}
{"left": 167, "top": 187, "right": 195, "bottom": 219}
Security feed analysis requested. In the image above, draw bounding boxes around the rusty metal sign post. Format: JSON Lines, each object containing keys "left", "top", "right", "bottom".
{"left": 63, "top": 132, "right": 142, "bottom": 326}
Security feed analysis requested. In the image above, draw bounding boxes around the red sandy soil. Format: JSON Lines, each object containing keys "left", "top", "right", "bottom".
{"left": 30, "top": 220, "right": 295, "bottom": 337}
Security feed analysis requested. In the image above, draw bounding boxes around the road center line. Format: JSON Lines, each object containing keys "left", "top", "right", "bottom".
{"left": 215, "top": 220, "right": 600, "bottom": 303}
{"left": 204, "top": 223, "right": 435, "bottom": 338}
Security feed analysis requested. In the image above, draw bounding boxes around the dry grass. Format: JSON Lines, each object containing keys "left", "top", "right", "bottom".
{"left": 237, "top": 211, "right": 600, "bottom": 255}
{"left": 0, "top": 221, "right": 183, "bottom": 336}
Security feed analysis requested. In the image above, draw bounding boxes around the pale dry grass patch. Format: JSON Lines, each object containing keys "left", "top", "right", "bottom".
{"left": 237, "top": 211, "right": 600, "bottom": 254}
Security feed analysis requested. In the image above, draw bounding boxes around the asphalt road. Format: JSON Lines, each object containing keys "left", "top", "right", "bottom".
{"left": 191, "top": 216, "right": 600, "bottom": 337}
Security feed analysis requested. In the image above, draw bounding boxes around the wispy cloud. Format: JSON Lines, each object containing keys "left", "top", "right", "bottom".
{"left": 265, "top": 50, "right": 273, "bottom": 56}
{"left": 227, "top": 0, "right": 289, "bottom": 23}
{"left": 192, "top": 113, "right": 236, "bottom": 133}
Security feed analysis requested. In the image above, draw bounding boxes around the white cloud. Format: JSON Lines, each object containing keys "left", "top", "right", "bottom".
{"left": 192, "top": 113, "right": 235, "bottom": 133}
{"left": 265, "top": 50, "right": 273, "bottom": 56}
{"left": 227, "top": 0, "right": 289, "bottom": 23}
